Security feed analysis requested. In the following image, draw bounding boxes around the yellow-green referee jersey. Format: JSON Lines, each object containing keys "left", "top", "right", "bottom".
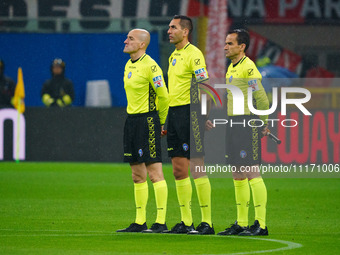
{"left": 168, "top": 43, "right": 209, "bottom": 107}
{"left": 124, "top": 54, "right": 169, "bottom": 125}
{"left": 226, "top": 56, "right": 269, "bottom": 124}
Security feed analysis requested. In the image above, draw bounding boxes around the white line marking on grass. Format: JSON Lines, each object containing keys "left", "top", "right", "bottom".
{"left": 217, "top": 236, "right": 303, "bottom": 255}
{"left": 0, "top": 229, "right": 303, "bottom": 254}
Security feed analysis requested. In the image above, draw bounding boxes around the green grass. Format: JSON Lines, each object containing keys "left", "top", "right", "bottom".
{"left": 0, "top": 162, "right": 339, "bottom": 254}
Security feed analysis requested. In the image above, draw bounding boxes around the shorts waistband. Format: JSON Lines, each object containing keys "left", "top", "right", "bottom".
{"left": 127, "top": 111, "right": 156, "bottom": 118}
{"left": 169, "top": 104, "right": 190, "bottom": 109}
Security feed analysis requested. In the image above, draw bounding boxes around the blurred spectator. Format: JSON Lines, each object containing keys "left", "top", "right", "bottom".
{"left": 41, "top": 58, "right": 75, "bottom": 107}
{"left": 256, "top": 57, "right": 298, "bottom": 90}
{"left": 0, "top": 59, "right": 15, "bottom": 108}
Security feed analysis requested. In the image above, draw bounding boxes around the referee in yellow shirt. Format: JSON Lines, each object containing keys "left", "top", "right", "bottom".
{"left": 218, "top": 29, "right": 269, "bottom": 236}
{"left": 164, "top": 15, "right": 214, "bottom": 235}
{"left": 116, "top": 29, "right": 169, "bottom": 233}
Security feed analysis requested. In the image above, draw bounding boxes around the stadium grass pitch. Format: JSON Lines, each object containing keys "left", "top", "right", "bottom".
{"left": 0, "top": 162, "right": 339, "bottom": 254}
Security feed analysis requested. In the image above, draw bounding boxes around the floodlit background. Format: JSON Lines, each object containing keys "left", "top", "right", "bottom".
{"left": 0, "top": 1, "right": 339, "bottom": 255}
{"left": 1, "top": 0, "right": 339, "bottom": 163}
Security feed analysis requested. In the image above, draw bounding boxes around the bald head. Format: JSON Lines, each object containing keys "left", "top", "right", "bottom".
{"left": 132, "top": 29, "right": 150, "bottom": 49}
{"left": 123, "top": 29, "right": 151, "bottom": 59}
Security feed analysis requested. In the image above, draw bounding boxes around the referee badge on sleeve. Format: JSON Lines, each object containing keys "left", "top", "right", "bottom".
{"left": 194, "top": 68, "right": 208, "bottom": 81}
{"left": 248, "top": 79, "right": 259, "bottom": 91}
{"left": 153, "top": 75, "right": 163, "bottom": 88}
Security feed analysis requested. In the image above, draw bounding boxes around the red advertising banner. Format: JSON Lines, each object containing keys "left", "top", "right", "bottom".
{"left": 263, "top": 111, "right": 340, "bottom": 164}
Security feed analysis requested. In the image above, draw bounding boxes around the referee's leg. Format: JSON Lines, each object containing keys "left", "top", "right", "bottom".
{"left": 240, "top": 168, "right": 268, "bottom": 236}
{"left": 191, "top": 157, "right": 213, "bottom": 228}
{"left": 144, "top": 162, "right": 168, "bottom": 232}
{"left": 131, "top": 163, "right": 149, "bottom": 226}
{"left": 172, "top": 156, "right": 193, "bottom": 227}
{"left": 116, "top": 163, "right": 149, "bottom": 232}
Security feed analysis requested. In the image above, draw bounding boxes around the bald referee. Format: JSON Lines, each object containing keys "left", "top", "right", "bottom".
{"left": 165, "top": 15, "right": 214, "bottom": 235}
{"left": 116, "top": 29, "right": 169, "bottom": 233}
{"left": 218, "top": 29, "right": 269, "bottom": 236}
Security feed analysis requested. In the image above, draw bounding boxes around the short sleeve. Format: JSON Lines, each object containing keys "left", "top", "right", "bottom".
{"left": 244, "top": 63, "right": 262, "bottom": 92}
{"left": 148, "top": 63, "right": 165, "bottom": 90}
{"left": 190, "top": 50, "right": 209, "bottom": 82}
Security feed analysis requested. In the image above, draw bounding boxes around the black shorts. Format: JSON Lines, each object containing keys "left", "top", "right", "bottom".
{"left": 225, "top": 115, "right": 261, "bottom": 166}
{"left": 123, "top": 111, "right": 162, "bottom": 163}
{"left": 167, "top": 104, "right": 205, "bottom": 159}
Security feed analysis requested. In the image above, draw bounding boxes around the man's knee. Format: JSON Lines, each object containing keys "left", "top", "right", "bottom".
{"left": 146, "top": 162, "right": 164, "bottom": 183}
{"left": 172, "top": 157, "right": 189, "bottom": 180}
{"left": 131, "top": 163, "right": 147, "bottom": 183}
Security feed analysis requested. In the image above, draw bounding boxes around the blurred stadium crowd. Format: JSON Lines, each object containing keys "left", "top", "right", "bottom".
{"left": 0, "top": 0, "right": 339, "bottom": 107}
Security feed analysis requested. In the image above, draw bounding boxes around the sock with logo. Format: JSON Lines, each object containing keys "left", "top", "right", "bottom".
{"left": 249, "top": 177, "right": 267, "bottom": 228}
{"left": 194, "top": 176, "right": 212, "bottom": 226}
{"left": 134, "top": 181, "right": 148, "bottom": 225}
{"left": 233, "top": 179, "right": 250, "bottom": 227}
{"left": 153, "top": 180, "right": 168, "bottom": 224}
{"left": 175, "top": 177, "right": 192, "bottom": 226}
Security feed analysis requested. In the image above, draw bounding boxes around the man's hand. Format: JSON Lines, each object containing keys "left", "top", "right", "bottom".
{"left": 161, "top": 125, "right": 167, "bottom": 137}
{"left": 205, "top": 120, "right": 214, "bottom": 131}
{"left": 42, "top": 94, "right": 54, "bottom": 107}
{"left": 261, "top": 124, "right": 270, "bottom": 137}
{"left": 56, "top": 99, "right": 66, "bottom": 107}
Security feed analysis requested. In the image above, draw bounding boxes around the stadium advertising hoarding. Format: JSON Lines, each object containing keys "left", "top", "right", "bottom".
{"left": 196, "top": 109, "right": 340, "bottom": 177}
{"left": 191, "top": 78, "right": 340, "bottom": 177}
{"left": 0, "top": 105, "right": 339, "bottom": 168}
{"left": 0, "top": 109, "right": 25, "bottom": 161}
{"left": 1, "top": 0, "right": 339, "bottom": 30}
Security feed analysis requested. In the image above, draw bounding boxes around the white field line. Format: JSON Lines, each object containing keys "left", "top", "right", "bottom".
{"left": 0, "top": 229, "right": 303, "bottom": 254}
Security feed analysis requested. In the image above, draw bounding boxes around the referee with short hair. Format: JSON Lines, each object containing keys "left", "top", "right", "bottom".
{"left": 164, "top": 15, "right": 214, "bottom": 235}
{"left": 116, "top": 29, "right": 169, "bottom": 233}
{"left": 218, "top": 29, "right": 270, "bottom": 236}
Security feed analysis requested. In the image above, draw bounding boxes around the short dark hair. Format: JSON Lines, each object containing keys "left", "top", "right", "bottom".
{"left": 228, "top": 29, "right": 250, "bottom": 52}
{"left": 173, "top": 15, "right": 193, "bottom": 35}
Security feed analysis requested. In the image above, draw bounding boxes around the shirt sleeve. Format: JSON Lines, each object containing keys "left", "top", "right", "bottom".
{"left": 149, "top": 62, "right": 169, "bottom": 125}
{"left": 245, "top": 64, "right": 269, "bottom": 124}
{"left": 190, "top": 50, "right": 209, "bottom": 83}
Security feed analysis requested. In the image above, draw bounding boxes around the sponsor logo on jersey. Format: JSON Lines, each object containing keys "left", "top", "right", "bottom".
{"left": 229, "top": 75, "right": 233, "bottom": 83}
{"left": 138, "top": 149, "right": 143, "bottom": 157}
{"left": 248, "top": 68, "right": 254, "bottom": 75}
{"left": 128, "top": 72, "right": 132, "bottom": 79}
{"left": 152, "top": 75, "right": 163, "bottom": 88}
{"left": 151, "top": 65, "right": 157, "bottom": 73}
{"left": 194, "top": 68, "right": 208, "bottom": 81}
{"left": 172, "top": 59, "right": 176, "bottom": 66}
{"left": 240, "top": 150, "right": 247, "bottom": 158}
{"left": 194, "top": 59, "right": 201, "bottom": 65}
{"left": 248, "top": 79, "right": 259, "bottom": 91}
{"left": 182, "top": 143, "right": 189, "bottom": 151}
